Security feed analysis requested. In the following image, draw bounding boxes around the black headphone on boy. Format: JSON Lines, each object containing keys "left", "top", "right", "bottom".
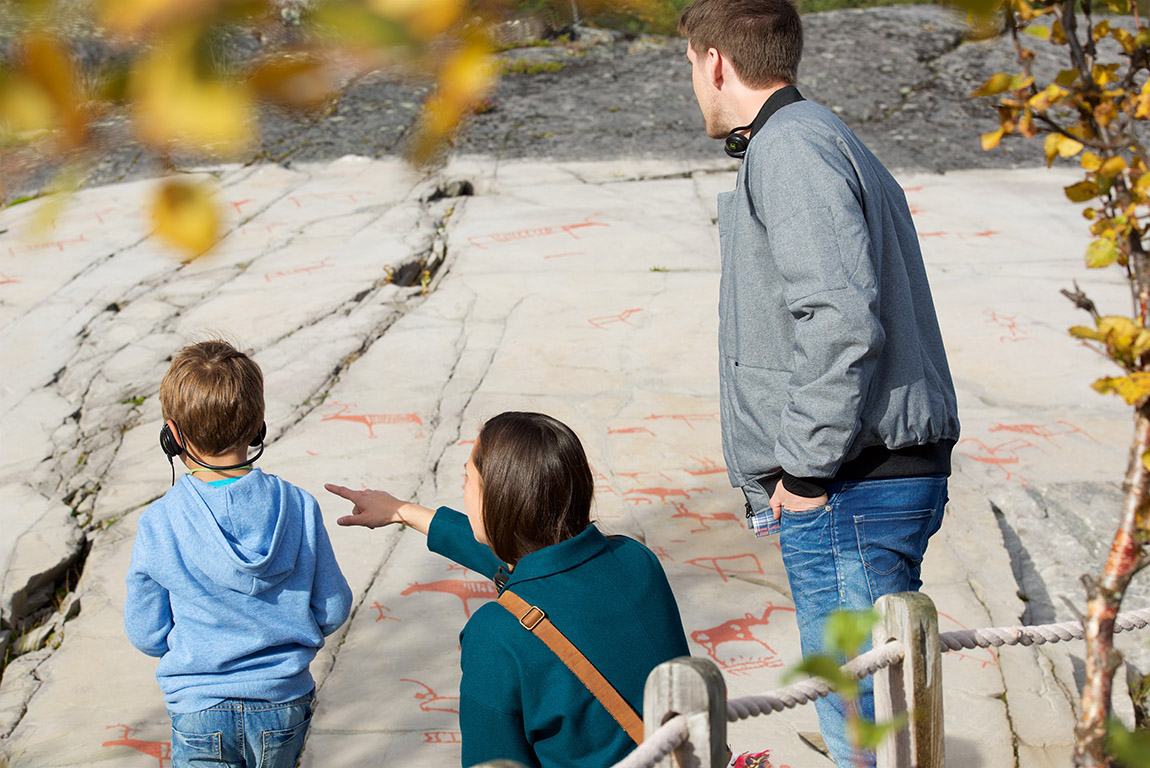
{"left": 159, "top": 421, "right": 266, "bottom": 485}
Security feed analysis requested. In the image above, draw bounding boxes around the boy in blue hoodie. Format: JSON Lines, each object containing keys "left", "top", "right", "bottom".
{"left": 124, "top": 340, "right": 352, "bottom": 768}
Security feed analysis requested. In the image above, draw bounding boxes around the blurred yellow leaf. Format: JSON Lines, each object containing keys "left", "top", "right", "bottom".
{"left": 152, "top": 177, "right": 220, "bottom": 257}
{"left": 250, "top": 54, "right": 337, "bottom": 112}
{"left": 981, "top": 127, "right": 1005, "bottom": 150}
{"left": 131, "top": 33, "right": 255, "bottom": 156}
{"left": 439, "top": 42, "right": 496, "bottom": 102}
{"left": 0, "top": 75, "right": 56, "bottom": 139}
{"left": 1065, "top": 179, "right": 1099, "bottom": 202}
{"left": 1082, "top": 151, "right": 1103, "bottom": 171}
{"left": 1094, "top": 99, "right": 1118, "bottom": 127}
{"left": 1094, "top": 20, "right": 1111, "bottom": 40}
{"left": 1056, "top": 68, "right": 1079, "bottom": 86}
{"left": 1086, "top": 237, "right": 1120, "bottom": 268}
{"left": 1023, "top": 25, "right": 1050, "bottom": 40}
{"left": 971, "top": 72, "right": 1014, "bottom": 98}
{"left": 1052, "top": 19, "right": 1067, "bottom": 44}
{"left": 1093, "top": 373, "right": 1150, "bottom": 404}
{"left": 1098, "top": 155, "right": 1127, "bottom": 178}
{"left": 1112, "top": 27, "right": 1135, "bottom": 54}
{"left": 99, "top": 0, "right": 238, "bottom": 36}
{"left": 1055, "top": 135, "right": 1085, "bottom": 158}
{"left": 1029, "top": 84, "right": 1068, "bottom": 112}
{"left": 367, "top": 0, "right": 466, "bottom": 39}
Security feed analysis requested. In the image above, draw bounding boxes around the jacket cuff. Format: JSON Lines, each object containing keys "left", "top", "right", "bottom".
{"left": 781, "top": 472, "right": 826, "bottom": 498}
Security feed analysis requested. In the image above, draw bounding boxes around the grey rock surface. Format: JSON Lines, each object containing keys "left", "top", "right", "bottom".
{"left": 6, "top": 4, "right": 1072, "bottom": 203}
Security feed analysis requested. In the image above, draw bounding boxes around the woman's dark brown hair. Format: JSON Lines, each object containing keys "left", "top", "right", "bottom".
{"left": 472, "top": 412, "right": 594, "bottom": 565}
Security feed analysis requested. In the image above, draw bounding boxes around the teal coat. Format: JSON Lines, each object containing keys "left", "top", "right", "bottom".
{"left": 427, "top": 508, "right": 690, "bottom": 768}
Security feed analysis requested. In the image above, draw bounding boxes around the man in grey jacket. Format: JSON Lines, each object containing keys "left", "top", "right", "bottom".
{"left": 679, "top": 1, "right": 960, "bottom": 765}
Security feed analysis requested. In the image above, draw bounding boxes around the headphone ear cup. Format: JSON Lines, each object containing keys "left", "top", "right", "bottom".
{"left": 250, "top": 422, "right": 267, "bottom": 448}
{"left": 724, "top": 132, "right": 750, "bottom": 159}
{"left": 159, "top": 424, "right": 183, "bottom": 458}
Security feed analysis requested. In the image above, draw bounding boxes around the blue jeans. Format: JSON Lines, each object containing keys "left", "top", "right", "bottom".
{"left": 779, "top": 475, "right": 947, "bottom": 768}
{"left": 169, "top": 691, "right": 314, "bottom": 768}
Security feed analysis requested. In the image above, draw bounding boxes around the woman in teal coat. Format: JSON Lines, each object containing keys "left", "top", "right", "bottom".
{"left": 327, "top": 412, "right": 690, "bottom": 767}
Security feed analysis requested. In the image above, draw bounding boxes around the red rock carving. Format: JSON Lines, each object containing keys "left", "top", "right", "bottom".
{"left": 643, "top": 413, "right": 719, "bottom": 430}
{"left": 264, "top": 254, "right": 334, "bottom": 282}
{"left": 671, "top": 501, "right": 739, "bottom": 534}
{"left": 424, "top": 731, "right": 464, "bottom": 744}
{"left": 958, "top": 437, "right": 1035, "bottom": 486}
{"left": 102, "top": 724, "right": 170, "bottom": 767}
{"left": 691, "top": 605, "right": 794, "bottom": 675}
{"left": 401, "top": 679, "right": 461, "bottom": 714}
{"left": 288, "top": 191, "right": 375, "bottom": 207}
{"left": 401, "top": 579, "right": 498, "bottom": 617}
{"left": 467, "top": 213, "right": 608, "bottom": 249}
{"left": 588, "top": 308, "right": 642, "bottom": 330}
{"left": 371, "top": 601, "right": 400, "bottom": 623}
{"left": 625, "top": 486, "right": 712, "bottom": 504}
{"left": 937, "top": 611, "right": 999, "bottom": 667}
{"left": 320, "top": 402, "right": 422, "bottom": 438}
{"left": 984, "top": 309, "right": 1028, "bottom": 342}
{"left": 607, "top": 426, "right": 656, "bottom": 437}
{"left": 989, "top": 420, "right": 1098, "bottom": 444}
{"left": 686, "top": 456, "right": 726, "bottom": 475}
{"left": 0, "top": 273, "right": 18, "bottom": 286}
{"left": 8, "top": 234, "right": 87, "bottom": 256}
{"left": 685, "top": 553, "right": 763, "bottom": 582}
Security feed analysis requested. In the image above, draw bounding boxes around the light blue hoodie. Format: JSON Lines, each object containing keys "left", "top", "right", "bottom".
{"left": 124, "top": 469, "right": 352, "bottom": 713}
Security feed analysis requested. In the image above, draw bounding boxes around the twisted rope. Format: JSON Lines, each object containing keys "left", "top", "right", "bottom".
{"left": 938, "top": 607, "right": 1150, "bottom": 652}
{"left": 726, "top": 606, "right": 1150, "bottom": 724}
{"left": 612, "top": 714, "right": 688, "bottom": 768}
{"left": 726, "top": 640, "right": 905, "bottom": 722}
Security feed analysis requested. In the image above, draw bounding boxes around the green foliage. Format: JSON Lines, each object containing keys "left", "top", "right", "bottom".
{"left": 783, "top": 609, "right": 906, "bottom": 753}
{"left": 1108, "top": 718, "right": 1150, "bottom": 767}
{"left": 499, "top": 59, "right": 566, "bottom": 74}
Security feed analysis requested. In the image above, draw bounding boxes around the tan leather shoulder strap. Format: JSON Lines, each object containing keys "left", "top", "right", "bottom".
{"left": 496, "top": 589, "right": 644, "bottom": 745}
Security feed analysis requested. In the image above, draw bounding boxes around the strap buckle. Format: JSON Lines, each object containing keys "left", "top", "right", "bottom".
{"left": 518, "top": 606, "right": 546, "bottom": 631}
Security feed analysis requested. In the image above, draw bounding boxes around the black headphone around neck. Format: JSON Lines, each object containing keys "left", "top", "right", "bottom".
{"left": 159, "top": 422, "right": 267, "bottom": 484}
{"left": 724, "top": 124, "right": 753, "bottom": 159}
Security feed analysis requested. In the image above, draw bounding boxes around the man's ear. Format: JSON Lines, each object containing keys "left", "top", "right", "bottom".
{"left": 704, "top": 47, "right": 725, "bottom": 90}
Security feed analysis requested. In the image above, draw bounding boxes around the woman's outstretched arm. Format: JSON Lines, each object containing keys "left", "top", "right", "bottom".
{"left": 324, "top": 484, "right": 436, "bottom": 535}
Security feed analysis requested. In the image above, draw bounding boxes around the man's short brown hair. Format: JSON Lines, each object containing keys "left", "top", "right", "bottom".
{"left": 679, "top": 0, "right": 803, "bottom": 89}
{"left": 159, "top": 340, "right": 264, "bottom": 456}
{"left": 472, "top": 412, "right": 594, "bottom": 565}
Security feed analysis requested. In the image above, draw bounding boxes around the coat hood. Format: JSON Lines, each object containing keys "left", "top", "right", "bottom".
{"left": 172, "top": 469, "right": 302, "bottom": 595}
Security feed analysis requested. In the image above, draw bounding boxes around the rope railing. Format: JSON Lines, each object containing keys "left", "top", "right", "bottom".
{"left": 595, "top": 602, "right": 1150, "bottom": 768}
{"left": 726, "top": 605, "right": 1150, "bottom": 723}
{"left": 611, "top": 714, "right": 689, "bottom": 768}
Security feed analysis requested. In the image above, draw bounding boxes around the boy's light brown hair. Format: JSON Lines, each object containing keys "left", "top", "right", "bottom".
{"left": 678, "top": 0, "right": 803, "bottom": 89}
{"left": 159, "top": 340, "right": 264, "bottom": 456}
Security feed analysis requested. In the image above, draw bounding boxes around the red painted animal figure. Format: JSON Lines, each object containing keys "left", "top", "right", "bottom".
{"left": 401, "top": 679, "right": 461, "bottom": 714}
{"left": 670, "top": 501, "right": 739, "bottom": 534}
{"left": 102, "top": 724, "right": 171, "bottom": 767}
{"left": 685, "top": 553, "right": 763, "bottom": 582}
{"left": 401, "top": 579, "right": 498, "bottom": 617}
{"left": 691, "top": 605, "right": 795, "bottom": 675}
{"left": 320, "top": 402, "right": 422, "bottom": 438}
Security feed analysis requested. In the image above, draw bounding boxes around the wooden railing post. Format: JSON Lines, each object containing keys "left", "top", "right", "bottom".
{"left": 873, "top": 592, "right": 944, "bottom": 768}
{"left": 643, "top": 656, "right": 727, "bottom": 768}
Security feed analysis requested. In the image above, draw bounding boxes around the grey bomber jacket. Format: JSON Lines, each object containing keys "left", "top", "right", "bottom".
{"left": 717, "top": 95, "right": 960, "bottom": 499}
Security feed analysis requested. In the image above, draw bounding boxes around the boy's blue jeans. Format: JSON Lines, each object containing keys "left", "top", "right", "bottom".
{"left": 169, "top": 690, "right": 314, "bottom": 768}
{"left": 779, "top": 475, "right": 948, "bottom": 768}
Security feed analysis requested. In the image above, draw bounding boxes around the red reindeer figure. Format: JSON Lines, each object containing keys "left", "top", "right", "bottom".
{"left": 320, "top": 402, "right": 422, "bottom": 438}
{"left": 691, "top": 604, "right": 795, "bottom": 675}
{"left": 401, "top": 579, "right": 498, "bottom": 617}
{"left": 102, "top": 724, "right": 171, "bottom": 767}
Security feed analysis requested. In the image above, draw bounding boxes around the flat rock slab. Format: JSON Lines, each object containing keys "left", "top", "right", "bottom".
{"left": 0, "top": 155, "right": 1144, "bottom": 767}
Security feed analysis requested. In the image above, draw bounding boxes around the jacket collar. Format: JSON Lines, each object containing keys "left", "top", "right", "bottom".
{"left": 500, "top": 524, "right": 608, "bottom": 591}
{"left": 748, "top": 84, "right": 805, "bottom": 141}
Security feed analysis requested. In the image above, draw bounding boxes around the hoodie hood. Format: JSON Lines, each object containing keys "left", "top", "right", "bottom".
{"left": 173, "top": 469, "right": 302, "bottom": 594}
